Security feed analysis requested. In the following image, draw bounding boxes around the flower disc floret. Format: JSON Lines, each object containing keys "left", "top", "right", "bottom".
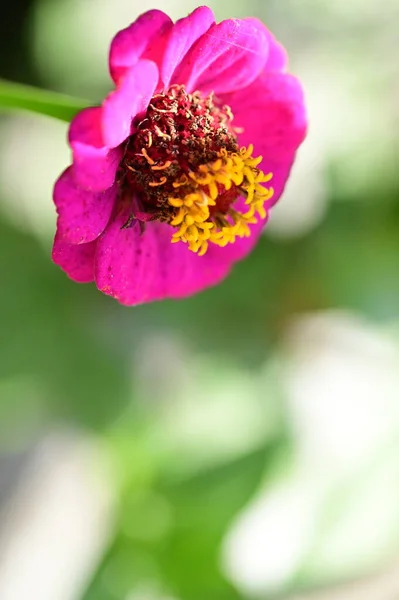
{"left": 118, "top": 85, "right": 274, "bottom": 255}
{"left": 168, "top": 145, "right": 274, "bottom": 255}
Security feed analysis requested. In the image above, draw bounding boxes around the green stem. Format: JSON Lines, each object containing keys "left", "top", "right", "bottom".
{"left": 0, "top": 79, "right": 91, "bottom": 122}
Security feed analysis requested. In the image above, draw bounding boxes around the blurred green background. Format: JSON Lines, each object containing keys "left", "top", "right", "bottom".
{"left": 1, "top": 0, "right": 399, "bottom": 599}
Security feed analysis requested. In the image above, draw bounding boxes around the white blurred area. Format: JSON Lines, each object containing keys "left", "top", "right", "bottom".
{"left": 3, "top": 313, "right": 399, "bottom": 600}
{"left": 124, "top": 312, "right": 399, "bottom": 600}
{"left": 134, "top": 333, "right": 279, "bottom": 477}
{"left": 223, "top": 311, "right": 399, "bottom": 598}
{"left": 125, "top": 585, "right": 179, "bottom": 600}
{"left": 0, "top": 432, "right": 116, "bottom": 600}
{"left": 0, "top": 114, "right": 68, "bottom": 243}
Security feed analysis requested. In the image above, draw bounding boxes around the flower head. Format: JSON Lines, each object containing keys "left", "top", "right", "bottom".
{"left": 53, "top": 6, "right": 307, "bottom": 305}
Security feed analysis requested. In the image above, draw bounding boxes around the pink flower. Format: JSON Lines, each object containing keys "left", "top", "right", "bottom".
{"left": 52, "top": 6, "right": 307, "bottom": 305}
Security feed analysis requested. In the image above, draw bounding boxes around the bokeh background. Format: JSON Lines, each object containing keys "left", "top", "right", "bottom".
{"left": 1, "top": 0, "right": 399, "bottom": 599}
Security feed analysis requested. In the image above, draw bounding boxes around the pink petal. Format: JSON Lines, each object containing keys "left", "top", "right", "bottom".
{"left": 161, "top": 6, "right": 215, "bottom": 89}
{"left": 68, "top": 107, "right": 121, "bottom": 191}
{"left": 264, "top": 32, "right": 288, "bottom": 72}
{"left": 245, "top": 18, "right": 288, "bottom": 72}
{"left": 209, "top": 72, "right": 306, "bottom": 259}
{"left": 102, "top": 59, "right": 158, "bottom": 148}
{"left": 95, "top": 206, "right": 232, "bottom": 305}
{"left": 109, "top": 9, "right": 173, "bottom": 84}
{"left": 229, "top": 73, "right": 306, "bottom": 213}
{"left": 54, "top": 167, "right": 117, "bottom": 244}
{"left": 153, "top": 222, "right": 232, "bottom": 299}
{"left": 222, "top": 71, "right": 307, "bottom": 165}
{"left": 52, "top": 235, "right": 96, "bottom": 283}
{"left": 172, "top": 18, "right": 268, "bottom": 94}
{"left": 95, "top": 205, "right": 161, "bottom": 305}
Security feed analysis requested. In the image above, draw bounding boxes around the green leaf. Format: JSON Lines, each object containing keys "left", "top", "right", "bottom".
{"left": 153, "top": 437, "right": 285, "bottom": 600}
{"left": 0, "top": 79, "right": 90, "bottom": 121}
{"left": 81, "top": 438, "right": 287, "bottom": 600}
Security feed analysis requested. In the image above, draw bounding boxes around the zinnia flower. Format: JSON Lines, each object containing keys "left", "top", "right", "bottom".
{"left": 52, "top": 6, "right": 307, "bottom": 305}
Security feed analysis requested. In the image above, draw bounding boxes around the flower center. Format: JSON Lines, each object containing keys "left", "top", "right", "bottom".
{"left": 118, "top": 85, "right": 274, "bottom": 255}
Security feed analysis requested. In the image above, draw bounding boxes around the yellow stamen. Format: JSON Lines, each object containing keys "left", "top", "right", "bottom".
{"left": 173, "top": 175, "right": 189, "bottom": 188}
{"left": 154, "top": 125, "right": 171, "bottom": 140}
{"left": 148, "top": 176, "right": 167, "bottom": 187}
{"left": 168, "top": 198, "right": 184, "bottom": 207}
{"left": 142, "top": 147, "right": 155, "bottom": 165}
{"left": 167, "top": 145, "right": 274, "bottom": 254}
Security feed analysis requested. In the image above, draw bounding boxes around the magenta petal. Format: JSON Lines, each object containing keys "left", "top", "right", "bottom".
{"left": 54, "top": 167, "right": 117, "bottom": 244}
{"left": 95, "top": 206, "right": 161, "bottom": 305}
{"left": 109, "top": 10, "right": 173, "bottom": 84}
{"left": 95, "top": 207, "right": 232, "bottom": 305}
{"left": 193, "top": 72, "right": 306, "bottom": 261}
{"left": 52, "top": 235, "right": 96, "bottom": 283}
{"left": 264, "top": 32, "right": 288, "bottom": 72}
{"left": 151, "top": 223, "right": 232, "bottom": 299}
{"left": 245, "top": 18, "right": 288, "bottom": 72}
{"left": 209, "top": 71, "right": 306, "bottom": 256}
{"left": 173, "top": 18, "right": 268, "bottom": 94}
{"left": 68, "top": 107, "right": 121, "bottom": 191}
{"left": 223, "top": 71, "right": 307, "bottom": 164}
{"left": 227, "top": 73, "right": 306, "bottom": 209}
{"left": 102, "top": 59, "right": 158, "bottom": 148}
{"left": 161, "top": 6, "right": 215, "bottom": 89}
